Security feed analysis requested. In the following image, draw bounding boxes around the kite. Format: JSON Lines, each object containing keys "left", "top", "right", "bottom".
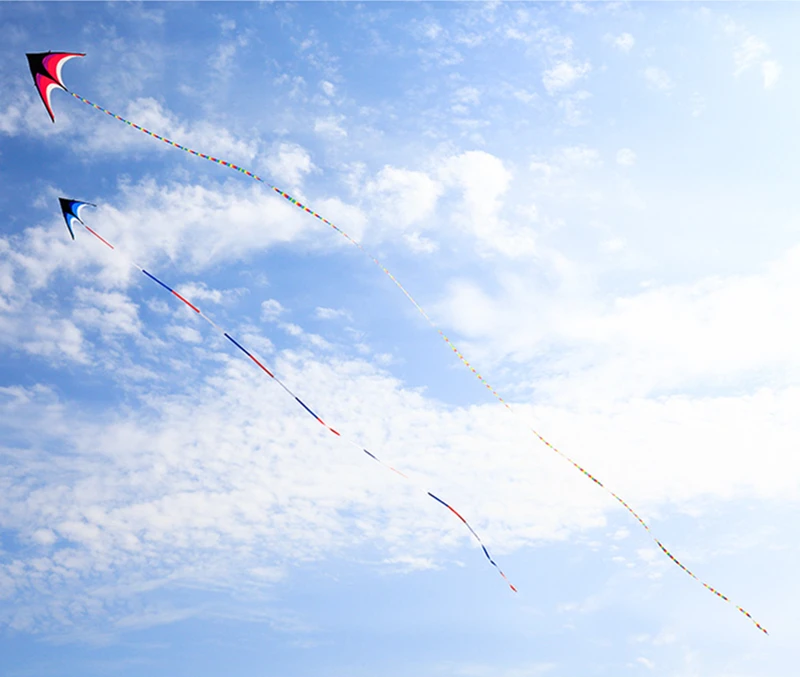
{"left": 59, "top": 197, "right": 95, "bottom": 240}
{"left": 26, "top": 51, "right": 85, "bottom": 123}
{"left": 36, "top": 52, "right": 768, "bottom": 634}
{"left": 58, "top": 197, "right": 517, "bottom": 594}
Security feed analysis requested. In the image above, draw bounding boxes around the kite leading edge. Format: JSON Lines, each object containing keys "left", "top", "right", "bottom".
{"left": 38, "top": 53, "right": 767, "bottom": 635}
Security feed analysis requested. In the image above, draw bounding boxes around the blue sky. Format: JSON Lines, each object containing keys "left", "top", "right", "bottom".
{"left": 1, "top": 1, "right": 799, "bottom": 675}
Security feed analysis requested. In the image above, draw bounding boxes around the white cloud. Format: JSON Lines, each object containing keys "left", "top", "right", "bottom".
{"left": 73, "top": 288, "right": 142, "bottom": 339}
{"left": 274, "top": 73, "right": 307, "bottom": 100}
{"left": 404, "top": 231, "right": 438, "bottom": 254}
{"left": 87, "top": 178, "right": 321, "bottom": 273}
{"left": 528, "top": 145, "right": 604, "bottom": 186}
{"left": 363, "top": 166, "right": 443, "bottom": 232}
{"left": 0, "top": 88, "right": 71, "bottom": 138}
{"left": 238, "top": 328, "right": 275, "bottom": 357}
{"left": 382, "top": 555, "right": 440, "bottom": 572}
{"left": 762, "top": 60, "right": 781, "bottom": 89}
{"left": 0, "top": 301, "right": 87, "bottom": 365}
{"left": 31, "top": 529, "right": 57, "bottom": 546}
{"left": 210, "top": 33, "right": 249, "bottom": 78}
{"left": 320, "top": 80, "right": 336, "bottom": 97}
{"left": 611, "top": 527, "right": 630, "bottom": 541}
{"left": 436, "top": 243, "right": 800, "bottom": 413}
{"left": 175, "top": 282, "right": 239, "bottom": 306}
{"left": 542, "top": 61, "right": 591, "bottom": 94}
{"left": 82, "top": 97, "right": 259, "bottom": 163}
{"left": 506, "top": 27, "right": 529, "bottom": 42}
{"left": 511, "top": 87, "right": 537, "bottom": 105}
{"left": 4, "top": 180, "right": 351, "bottom": 325}
{"left": 652, "top": 631, "right": 677, "bottom": 646}
{"left": 439, "top": 151, "right": 511, "bottom": 212}
{"left": 281, "top": 322, "right": 303, "bottom": 337}
{"left": 733, "top": 34, "right": 769, "bottom": 76}
{"left": 261, "top": 299, "right": 286, "bottom": 321}
{"left": 217, "top": 16, "right": 236, "bottom": 32}
{"left": 165, "top": 323, "right": 203, "bottom": 344}
{"left": 454, "top": 86, "right": 481, "bottom": 106}
{"left": 0, "top": 96, "right": 24, "bottom": 135}
{"left": 306, "top": 196, "right": 368, "bottom": 244}
{"left": 0, "top": 172, "right": 358, "bottom": 373}
{"left": 416, "top": 18, "right": 443, "bottom": 41}
{"left": 420, "top": 44, "right": 463, "bottom": 68}
{"left": 5, "top": 329, "right": 792, "bottom": 635}
{"left": 643, "top": 67, "right": 674, "bottom": 92}
{"left": 438, "top": 151, "right": 536, "bottom": 258}
{"left": 537, "top": 26, "right": 575, "bottom": 57}
{"left": 314, "top": 115, "right": 347, "bottom": 138}
{"left": 279, "top": 322, "right": 332, "bottom": 351}
{"left": 616, "top": 148, "right": 637, "bottom": 166}
{"left": 529, "top": 159, "right": 554, "bottom": 178}
{"left": 147, "top": 298, "right": 171, "bottom": 315}
{"left": 89, "top": 35, "right": 166, "bottom": 102}
{"left": 265, "top": 142, "right": 315, "bottom": 190}
{"left": 612, "top": 32, "right": 635, "bottom": 53}
{"left": 315, "top": 307, "right": 352, "bottom": 321}
{"left": 294, "top": 29, "right": 339, "bottom": 78}
{"left": 560, "top": 145, "right": 601, "bottom": 168}
{"left": 724, "top": 18, "right": 781, "bottom": 89}
{"left": 559, "top": 90, "right": 591, "bottom": 126}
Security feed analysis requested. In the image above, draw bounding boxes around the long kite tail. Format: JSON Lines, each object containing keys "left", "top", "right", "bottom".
{"left": 72, "top": 205, "right": 516, "bottom": 594}
{"left": 67, "top": 92, "right": 767, "bottom": 635}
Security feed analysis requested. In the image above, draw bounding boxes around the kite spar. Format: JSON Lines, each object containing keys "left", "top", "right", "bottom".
{"left": 33, "top": 52, "right": 768, "bottom": 635}
{"left": 58, "top": 197, "right": 517, "bottom": 593}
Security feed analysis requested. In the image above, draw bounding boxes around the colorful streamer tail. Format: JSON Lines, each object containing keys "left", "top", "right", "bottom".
{"left": 55, "top": 81, "right": 766, "bottom": 634}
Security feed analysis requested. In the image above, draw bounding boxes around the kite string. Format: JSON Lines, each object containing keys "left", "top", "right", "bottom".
{"left": 69, "top": 91, "right": 766, "bottom": 635}
{"left": 77, "top": 215, "right": 516, "bottom": 593}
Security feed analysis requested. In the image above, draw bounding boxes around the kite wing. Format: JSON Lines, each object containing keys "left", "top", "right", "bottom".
{"left": 58, "top": 197, "right": 95, "bottom": 240}
{"left": 26, "top": 51, "right": 85, "bottom": 122}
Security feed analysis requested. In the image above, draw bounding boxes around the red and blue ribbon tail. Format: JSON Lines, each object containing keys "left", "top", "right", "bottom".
{"left": 65, "top": 200, "right": 516, "bottom": 595}
{"left": 427, "top": 492, "right": 517, "bottom": 592}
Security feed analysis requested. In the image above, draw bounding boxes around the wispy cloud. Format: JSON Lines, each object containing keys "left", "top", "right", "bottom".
{"left": 315, "top": 306, "right": 352, "bottom": 321}
{"left": 615, "top": 148, "right": 636, "bottom": 166}
{"left": 643, "top": 66, "right": 674, "bottom": 92}
{"left": 542, "top": 60, "right": 591, "bottom": 95}
{"left": 314, "top": 115, "right": 347, "bottom": 138}
{"left": 723, "top": 17, "right": 781, "bottom": 89}
{"left": 609, "top": 32, "right": 635, "bottom": 53}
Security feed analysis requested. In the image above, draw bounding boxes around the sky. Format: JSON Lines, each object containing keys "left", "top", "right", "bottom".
{"left": 1, "top": 1, "right": 799, "bottom": 675}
